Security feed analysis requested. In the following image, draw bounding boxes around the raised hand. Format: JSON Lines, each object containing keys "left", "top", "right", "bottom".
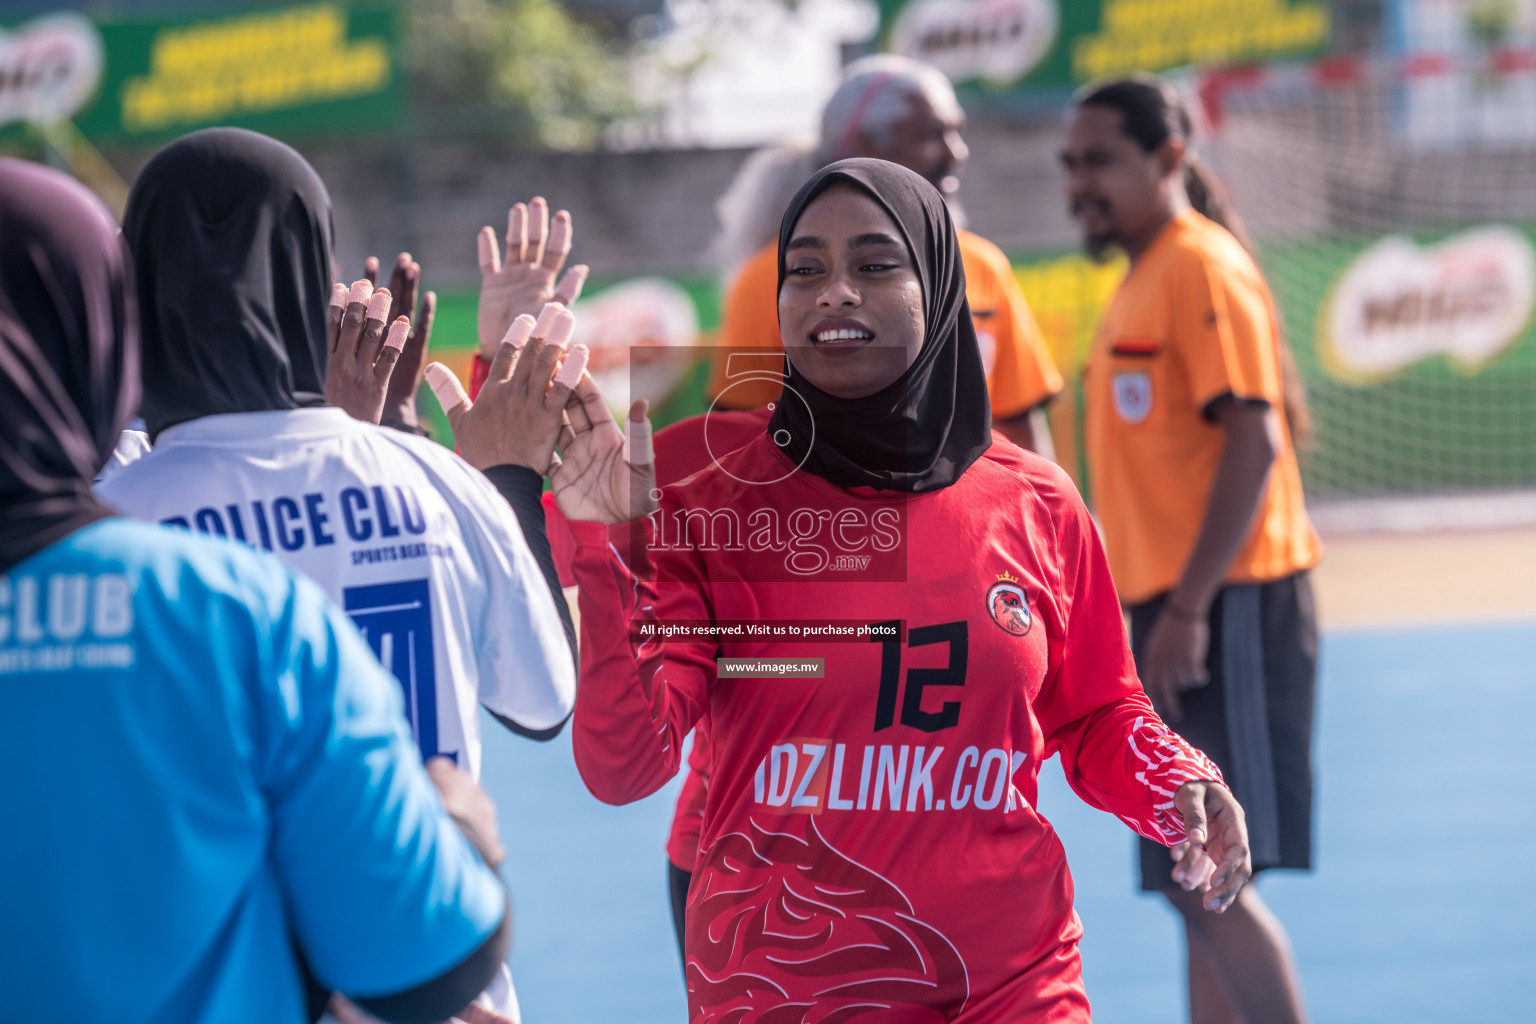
{"left": 375, "top": 252, "right": 437, "bottom": 428}
{"left": 324, "top": 279, "right": 409, "bottom": 424}
{"left": 1173, "top": 780, "right": 1253, "bottom": 913}
{"left": 425, "top": 303, "right": 584, "bottom": 472}
{"left": 477, "top": 196, "right": 589, "bottom": 361}
{"left": 550, "top": 380, "right": 657, "bottom": 525}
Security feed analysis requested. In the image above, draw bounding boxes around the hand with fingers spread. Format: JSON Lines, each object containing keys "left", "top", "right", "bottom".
{"left": 373, "top": 252, "right": 438, "bottom": 428}
{"left": 549, "top": 381, "right": 657, "bottom": 525}
{"left": 425, "top": 302, "right": 582, "bottom": 472}
{"left": 477, "top": 196, "right": 589, "bottom": 362}
{"left": 324, "top": 279, "right": 410, "bottom": 424}
{"left": 1172, "top": 780, "right": 1252, "bottom": 913}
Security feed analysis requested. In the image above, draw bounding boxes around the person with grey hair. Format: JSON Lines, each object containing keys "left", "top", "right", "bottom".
{"left": 815, "top": 54, "right": 968, "bottom": 195}
{"left": 705, "top": 54, "right": 1063, "bottom": 454}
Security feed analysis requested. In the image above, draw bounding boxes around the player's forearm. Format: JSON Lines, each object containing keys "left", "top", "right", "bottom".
{"left": 352, "top": 896, "right": 511, "bottom": 1024}
{"left": 568, "top": 522, "right": 693, "bottom": 804}
{"left": 480, "top": 463, "right": 577, "bottom": 671}
{"left": 1169, "top": 403, "right": 1277, "bottom": 616}
{"left": 1057, "top": 690, "right": 1224, "bottom": 845}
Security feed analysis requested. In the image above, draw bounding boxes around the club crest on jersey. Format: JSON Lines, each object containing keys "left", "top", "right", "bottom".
{"left": 986, "top": 573, "right": 1031, "bottom": 637}
{"left": 1112, "top": 371, "right": 1153, "bottom": 424}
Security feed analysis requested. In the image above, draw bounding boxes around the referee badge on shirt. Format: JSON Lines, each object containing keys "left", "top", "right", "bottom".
{"left": 1112, "top": 371, "right": 1153, "bottom": 424}
{"left": 986, "top": 573, "right": 1031, "bottom": 637}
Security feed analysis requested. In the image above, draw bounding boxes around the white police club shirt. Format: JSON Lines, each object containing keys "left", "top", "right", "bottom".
{"left": 97, "top": 407, "right": 576, "bottom": 780}
{"left": 96, "top": 424, "right": 150, "bottom": 484}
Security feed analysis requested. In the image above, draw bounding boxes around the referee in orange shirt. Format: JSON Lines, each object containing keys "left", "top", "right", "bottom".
{"left": 1061, "top": 75, "right": 1321, "bottom": 1024}
{"left": 707, "top": 55, "right": 1063, "bottom": 453}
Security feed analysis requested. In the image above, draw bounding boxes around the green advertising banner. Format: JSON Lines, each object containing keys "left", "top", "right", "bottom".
{"left": 875, "top": 0, "right": 1331, "bottom": 93}
{"left": 1265, "top": 224, "right": 1536, "bottom": 499}
{"left": 1007, "top": 226, "right": 1536, "bottom": 500}
{"left": 1, "top": 3, "right": 398, "bottom": 143}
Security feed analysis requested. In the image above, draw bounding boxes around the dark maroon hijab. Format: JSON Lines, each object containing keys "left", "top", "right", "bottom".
{"left": 0, "top": 160, "right": 138, "bottom": 575}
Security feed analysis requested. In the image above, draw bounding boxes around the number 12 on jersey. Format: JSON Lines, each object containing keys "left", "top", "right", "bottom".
{"left": 872, "top": 620, "right": 968, "bottom": 733}
{"left": 343, "top": 579, "right": 441, "bottom": 760}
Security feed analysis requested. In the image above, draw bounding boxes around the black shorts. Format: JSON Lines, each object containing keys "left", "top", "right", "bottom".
{"left": 1132, "top": 571, "right": 1317, "bottom": 892}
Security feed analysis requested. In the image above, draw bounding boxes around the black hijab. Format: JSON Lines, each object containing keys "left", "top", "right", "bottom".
{"left": 123, "top": 128, "right": 334, "bottom": 440}
{"left": 0, "top": 160, "right": 138, "bottom": 575}
{"left": 767, "top": 159, "right": 991, "bottom": 493}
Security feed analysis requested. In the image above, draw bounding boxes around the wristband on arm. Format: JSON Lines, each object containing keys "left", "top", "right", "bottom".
{"left": 481, "top": 464, "right": 576, "bottom": 661}
{"left": 351, "top": 896, "right": 512, "bottom": 1024}
{"left": 380, "top": 419, "right": 432, "bottom": 437}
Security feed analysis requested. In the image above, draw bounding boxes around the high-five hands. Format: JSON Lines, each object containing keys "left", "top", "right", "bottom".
{"left": 361, "top": 252, "right": 437, "bottom": 428}
{"left": 325, "top": 278, "right": 409, "bottom": 424}
{"left": 426, "top": 302, "right": 657, "bottom": 524}
{"left": 1170, "top": 780, "right": 1253, "bottom": 913}
{"left": 477, "top": 197, "right": 589, "bottom": 362}
{"left": 551, "top": 375, "right": 657, "bottom": 526}
{"left": 427, "top": 303, "right": 582, "bottom": 472}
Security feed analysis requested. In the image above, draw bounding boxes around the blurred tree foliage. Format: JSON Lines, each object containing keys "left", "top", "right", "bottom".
{"left": 406, "top": 0, "right": 639, "bottom": 148}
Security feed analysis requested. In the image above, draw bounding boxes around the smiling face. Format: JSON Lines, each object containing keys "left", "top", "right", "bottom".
{"left": 778, "top": 184, "right": 926, "bottom": 400}
{"left": 1059, "top": 104, "right": 1179, "bottom": 261}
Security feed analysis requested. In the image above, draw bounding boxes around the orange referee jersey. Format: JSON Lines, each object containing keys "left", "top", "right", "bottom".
{"left": 1085, "top": 209, "right": 1321, "bottom": 605}
{"left": 708, "top": 231, "right": 1063, "bottom": 419}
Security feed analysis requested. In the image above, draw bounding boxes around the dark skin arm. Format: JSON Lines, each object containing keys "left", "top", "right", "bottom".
{"left": 993, "top": 409, "right": 1038, "bottom": 452}
{"left": 1140, "top": 396, "right": 1278, "bottom": 721}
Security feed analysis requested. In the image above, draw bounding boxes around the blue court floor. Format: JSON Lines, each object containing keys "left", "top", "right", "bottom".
{"left": 479, "top": 622, "right": 1536, "bottom": 1023}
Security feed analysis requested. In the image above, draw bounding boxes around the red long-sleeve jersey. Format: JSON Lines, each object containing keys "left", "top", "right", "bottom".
{"left": 572, "top": 434, "right": 1220, "bottom": 1022}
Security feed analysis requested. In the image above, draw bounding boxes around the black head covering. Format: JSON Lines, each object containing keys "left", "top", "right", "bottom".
{"left": 767, "top": 158, "right": 991, "bottom": 493}
{"left": 123, "top": 127, "right": 334, "bottom": 440}
{"left": 0, "top": 159, "right": 138, "bottom": 575}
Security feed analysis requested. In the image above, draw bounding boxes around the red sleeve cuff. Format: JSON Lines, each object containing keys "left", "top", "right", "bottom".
{"left": 568, "top": 519, "right": 613, "bottom": 547}
{"left": 469, "top": 353, "right": 492, "bottom": 401}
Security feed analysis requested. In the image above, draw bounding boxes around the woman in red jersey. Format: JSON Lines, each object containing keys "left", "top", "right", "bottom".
{"left": 466, "top": 159, "right": 1253, "bottom": 1022}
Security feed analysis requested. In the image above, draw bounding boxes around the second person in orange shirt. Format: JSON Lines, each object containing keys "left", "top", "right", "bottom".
{"left": 1062, "top": 74, "right": 1320, "bottom": 1024}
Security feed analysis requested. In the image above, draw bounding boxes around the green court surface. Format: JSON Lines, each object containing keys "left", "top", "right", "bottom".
{"left": 479, "top": 619, "right": 1536, "bottom": 1021}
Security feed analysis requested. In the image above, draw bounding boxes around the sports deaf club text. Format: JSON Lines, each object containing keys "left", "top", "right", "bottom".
{"left": 0, "top": 573, "right": 137, "bottom": 674}
{"left": 754, "top": 739, "right": 1029, "bottom": 815}
{"left": 647, "top": 503, "right": 905, "bottom": 576}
